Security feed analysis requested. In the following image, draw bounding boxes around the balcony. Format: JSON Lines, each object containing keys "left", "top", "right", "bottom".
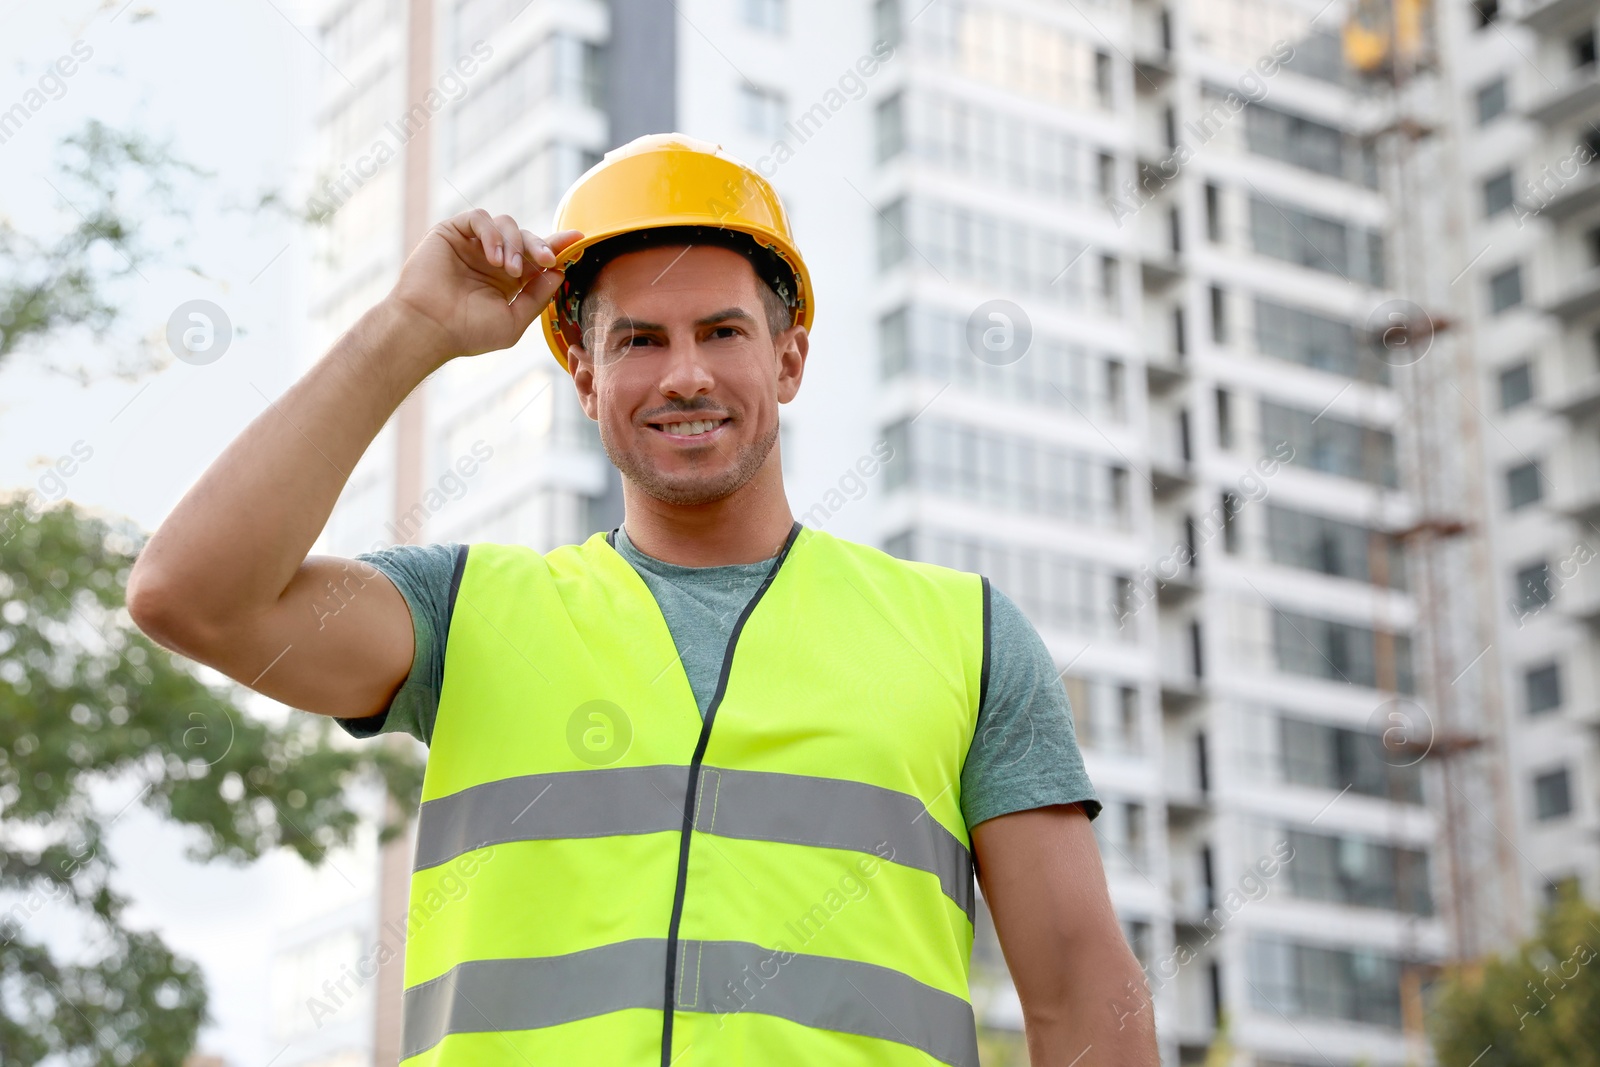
{"left": 1526, "top": 66, "right": 1600, "bottom": 126}
{"left": 1146, "top": 350, "right": 1189, "bottom": 395}
{"left": 1523, "top": 0, "right": 1598, "bottom": 34}
{"left": 1552, "top": 479, "right": 1600, "bottom": 526}
{"left": 1556, "top": 560, "right": 1600, "bottom": 625}
{"left": 1545, "top": 266, "right": 1600, "bottom": 319}
{"left": 1548, "top": 374, "right": 1600, "bottom": 420}
{"left": 1528, "top": 166, "right": 1600, "bottom": 222}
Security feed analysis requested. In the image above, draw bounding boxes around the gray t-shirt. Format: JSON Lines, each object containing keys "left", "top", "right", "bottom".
{"left": 335, "top": 525, "right": 1099, "bottom": 830}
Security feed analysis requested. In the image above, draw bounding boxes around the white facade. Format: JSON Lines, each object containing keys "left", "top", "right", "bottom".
{"left": 277, "top": 2, "right": 1513, "bottom": 1065}
{"left": 1456, "top": 0, "right": 1600, "bottom": 921}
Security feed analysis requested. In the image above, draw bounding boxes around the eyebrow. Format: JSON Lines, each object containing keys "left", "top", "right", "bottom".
{"left": 605, "top": 308, "right": 757, "bottom": 333}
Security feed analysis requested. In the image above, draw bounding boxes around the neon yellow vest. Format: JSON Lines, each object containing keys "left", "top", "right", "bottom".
{"left": 398, "top": 522, "right": 990, "bottom": 1066}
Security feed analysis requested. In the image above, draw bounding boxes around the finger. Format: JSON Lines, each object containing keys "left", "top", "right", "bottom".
{"left": 458, "top": 209, "right": 503, "bottom": 268}
{"left": 521, "top": 229, "right": 556, "bottom": 270}
{"left": 547, "top": 229, "right": 585, "bottom": 256}
{"left": 508, "top": 266, "right": 567, "bottom": 335}
{"left": 492, "top": 215, "right": 526, "bottom": 277}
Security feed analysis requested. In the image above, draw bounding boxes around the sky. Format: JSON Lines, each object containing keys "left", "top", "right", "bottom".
{"left": 1, "top": 1, "right": 354, "bottom": 1062}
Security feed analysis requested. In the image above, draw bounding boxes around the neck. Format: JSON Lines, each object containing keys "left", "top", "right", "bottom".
{"left": 619, "top": 462, "right": 795, "bottom": 566}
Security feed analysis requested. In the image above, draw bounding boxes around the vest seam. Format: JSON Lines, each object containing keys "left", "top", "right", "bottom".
{"left": 659, "top": 519, "right": 804, "bottom": 1067}
{"left": 446, "top": 543, "right": 470, "bottom": 628}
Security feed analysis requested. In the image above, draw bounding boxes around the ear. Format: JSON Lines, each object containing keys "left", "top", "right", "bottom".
{"left": 775, "top": 324, "right": 808, "bottom": 404}
{"left": 568, "top": 345, "right": 598, "bottom": 420}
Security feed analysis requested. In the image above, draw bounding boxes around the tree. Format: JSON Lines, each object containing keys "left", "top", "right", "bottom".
{"left": 1431, "top": 888, "right": 1600, "bottom": 1066}
{"left": 0, "top": 124, "right": 423, "bottom": 1065}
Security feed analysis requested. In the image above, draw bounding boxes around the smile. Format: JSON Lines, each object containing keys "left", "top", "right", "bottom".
{"left": 648, "top": 417, "right": 730, "bottom": 441}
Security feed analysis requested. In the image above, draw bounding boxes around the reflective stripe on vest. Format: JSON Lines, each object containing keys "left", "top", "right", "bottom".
{"left": 412, "top": 765, "right": 976, "bottom": 918}
{"left": 401, "top": 522, "right": 989, "bottom": 1067}
{"left": 402, "top": 939, "right": 978, "bottom": 1067}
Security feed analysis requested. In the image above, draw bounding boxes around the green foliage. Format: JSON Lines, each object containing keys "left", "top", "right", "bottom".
{"left": 1431, "top": 888, "right": 1600, "bottom": 1066}
{"left": 0, "top": 119, "right": 213, "bottom": 381}
{"left": 0, "top": 496, "right": 423, "bottom": 1065}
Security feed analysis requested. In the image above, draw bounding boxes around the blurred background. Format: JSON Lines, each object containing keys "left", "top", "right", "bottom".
{"left": 1, "top": 0, "right": 1598, "bottom": 1064}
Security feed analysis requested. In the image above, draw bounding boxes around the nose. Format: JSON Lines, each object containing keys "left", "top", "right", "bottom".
{"left": 655, "top": 332, "right": 717, "bottom": 400}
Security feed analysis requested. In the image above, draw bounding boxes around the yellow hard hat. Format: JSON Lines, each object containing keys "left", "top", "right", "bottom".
{"left": 539, "top": 133, "right": 814, "bottom": 373}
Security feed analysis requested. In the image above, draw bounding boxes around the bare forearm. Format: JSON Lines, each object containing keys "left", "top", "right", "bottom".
{"left": 1020, "top": 936, "right": 1158, "bottom": 1067}
{"left": 130, "top": 298, "right": 446, "bottom": 629}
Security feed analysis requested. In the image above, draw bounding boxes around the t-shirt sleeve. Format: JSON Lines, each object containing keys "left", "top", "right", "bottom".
{"left": 331, "top": 542, "right": 462, "bottom": 746}
{"left": 960, "top": 582, "right": 1102, "bottom": 830}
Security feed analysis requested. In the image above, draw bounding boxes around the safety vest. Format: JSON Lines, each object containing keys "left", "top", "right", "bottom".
{"left": 397, "top": 521, "right": 990, "bottom": 1067}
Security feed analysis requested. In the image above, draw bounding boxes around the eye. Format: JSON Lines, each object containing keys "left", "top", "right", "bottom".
{"left": 710, "top": 325, "right": 742, "bottom": 339}
{"left": 627, "top": 334, "right": 658, "bottom": 347}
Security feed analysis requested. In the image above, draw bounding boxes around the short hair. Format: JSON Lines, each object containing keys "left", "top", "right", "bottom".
{"left": 569, "top": 225, "right": 797, "bottom": 345}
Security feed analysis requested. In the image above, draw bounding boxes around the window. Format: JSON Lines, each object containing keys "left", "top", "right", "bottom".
{"left": 1525, "top": 662, "right": 1562, "bottom": 714}
{"left": 1205, "top": 183, "right": 1221, "bottom": 241}
{"left": 1101, "top": 254, "right": 1120, "bottom": 311}
{"left": 1254, "top": 297, "right": 1387, "bottom": 383}
{"left": 1506, "top": 462, "right": 1543, "bottom": 509}
{"left": 1250, "top": 197, "right": 1385, "bottom": 286}
{"left": 877, "top": 304, "right": 1126, "bottom": 420}
{"left": 1063, "top": 676, "right": 1143, "bottom": 753}
{"left": 1211, "top": 286, "right": 1227, "bottom": 344}
{"left": 1587, "top": 225, "right": 1600, "bottom": 267}
{"left": 874, "top": 94, "right": 904, "bottom": 163}
{"left": 1476, "top": 78, "right": 1508, "bottom": 124}
{"left": 897, "top": 93, "right": 1085, "bottom": 202}
{"left": 874, "top": 0, "right": 901, "bottom": 46}
{"left": 1248, "top": 937, "right": 1403, "bottom": 1027}
{"left": 883, "top": 417, "right": 1130, "bottom": 528}
{"left": 1514, "top": 561, "right": 1553, "bottom": 613}
{"left": 1272, "top": 608, "right": 1414, "bottom": 692}
{"left": 1489, "top": 265, "right": 1524, "bottom": 313}
{"left": 1279, "top": 715, "right": 1424, "bottom": 802}
{"left": 879, "top": 197, "right": 1100, "bottom": 307}
{"left": 1284, "top": 827, "right": 1433, "bottom": 914}
{"left": 1573, "top": 29, "right": 1597, "bottom": 69}
{"left": 1216, "top": 390, "right": 1234, "bottom": 450}
{"left": 1265, "top": 504, "right": 1406, "bottom": 587}
{"left": 1245, "top": 102, "right": 1346, "bottom": 177}
{"left": 899, "top": 530, "right": 1133, "bottom": 638}
{"left": 1260, "top": 400, "right": 1399, "bottom": 487}
{"left": 1534, "top": 767, "right": 1573, "bottom": 820}
{"left": 450, "top": 35, "right": 604, "bottom": 165}
{"left": 1499, "top": 361, "right": 1533, "bottom": 409}
{"left": 1482, "top": 170, "right": 1515, "bottom": 216}
{"left": 1098, "top": 152, "right": 1116, "bottom": 200}
{"left": 1094, "top": 51, "right": 1113, "bottom": 107}
{"left": 1472, "top": 0, "right": 1498, "bottom": 28}
{"left": 876, "top": 197, "right": 907, "bottom": 269}
{"left": 741, "top": 0, "right": 785, "bottom": 32}
{"left": 738, "top": 83, "right": 787, "bottom": 140}
{"left": 1484, "top": 265, "right": 1523, "bottom": 313}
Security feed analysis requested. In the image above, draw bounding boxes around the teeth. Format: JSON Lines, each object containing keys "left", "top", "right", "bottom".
{"left": 660, "top": 419, "right": 722, "bottom": 435}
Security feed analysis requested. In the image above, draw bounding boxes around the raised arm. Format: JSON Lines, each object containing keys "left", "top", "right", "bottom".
{"left": 126, "top": 211, "right": 580, "bottom": 719}
{"left": 972, "top": 803, "right": 1161, "bottom": 1066}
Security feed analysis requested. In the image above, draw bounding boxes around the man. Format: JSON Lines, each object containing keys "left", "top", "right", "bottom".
{"left": 128, "top": 134, "right": 1158, "bottom": 1066}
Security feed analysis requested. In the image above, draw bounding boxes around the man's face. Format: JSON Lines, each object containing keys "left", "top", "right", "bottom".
{"left": 567, "top": 244, "right": 808, "bottom": 507}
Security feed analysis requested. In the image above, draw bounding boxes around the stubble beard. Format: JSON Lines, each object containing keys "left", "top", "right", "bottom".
{"left": 601, "top": 417, "right": 780, "bottom": 506}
